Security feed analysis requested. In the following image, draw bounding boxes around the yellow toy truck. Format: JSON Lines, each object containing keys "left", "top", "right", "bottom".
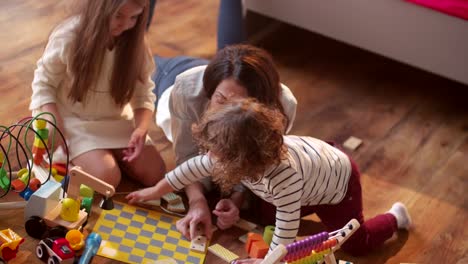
{"left": 0, "top": 228, "right": 25, "bottom": 262}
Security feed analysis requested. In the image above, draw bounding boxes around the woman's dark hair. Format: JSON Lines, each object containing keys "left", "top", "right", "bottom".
{"left": 203, "top": 44, "right": 286, "bottom": 120}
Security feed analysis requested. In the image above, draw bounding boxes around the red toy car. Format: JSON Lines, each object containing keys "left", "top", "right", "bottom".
{"left": 36, "top": 237, "right": 75, "bottom": 264}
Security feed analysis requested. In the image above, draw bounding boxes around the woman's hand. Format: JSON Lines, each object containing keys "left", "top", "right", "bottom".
{"left": 176, "top": 199, "right": 213, "bottom": 240}
{"left": 123, "top": 127, "right": 147, "bottom": 162}
{"left": 213, "top": 198, "right": 240, "bottom": 230}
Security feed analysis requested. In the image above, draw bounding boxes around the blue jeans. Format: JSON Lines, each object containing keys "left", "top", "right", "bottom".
{"left": 148, "top": 0, "right": 244, "bottom": 49}
{"left": 152, "top": 56, "right": 209, "bottom": 106}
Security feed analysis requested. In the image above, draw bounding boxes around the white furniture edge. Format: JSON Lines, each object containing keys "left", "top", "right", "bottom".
{"left": 245, "top": 0, "right": 468, "bottom": 86}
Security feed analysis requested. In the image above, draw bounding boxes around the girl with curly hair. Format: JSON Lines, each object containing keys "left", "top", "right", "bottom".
{"left": 126, "top": 98, "right": 412, "bottom": 258}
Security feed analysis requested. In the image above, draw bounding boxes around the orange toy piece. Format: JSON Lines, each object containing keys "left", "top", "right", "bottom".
{"left": 65, "top": 229, "right": 85, "bottom": 251}
{"left": 45, "top": 163, "right": 67, "bottom": 177}
{"left": 32, "top": 119, "right": 49, "bottom": 165}
{"left": 246, "top": 232, "right": 269, "bottom": 259}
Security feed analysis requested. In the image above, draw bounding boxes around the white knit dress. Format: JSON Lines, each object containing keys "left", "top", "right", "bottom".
{"left": 29, "top": 18, "right": 156, "bottom": 159}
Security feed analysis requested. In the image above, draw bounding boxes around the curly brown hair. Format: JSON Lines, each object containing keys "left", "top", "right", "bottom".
{"left": 192, "top": 98, "right": 287, "bottom": 194}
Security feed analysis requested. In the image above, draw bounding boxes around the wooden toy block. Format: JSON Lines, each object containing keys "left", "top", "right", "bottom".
{"left": 238, "top": 233, "right": 248, "bottom": 243}
{"left": 208, "top": 244, "right": 239, "bottom": 263}
{"left": 245, "top": 232, "right": 263, "bottom": 252}
{"left": 167, "top": 201, "right": 186, "bottom": 213}
{"left": 234, "top": 218, "right": 257, "bottom": 231}
{"left": 141, "top": 199, "right": 161, "bottom": 207}
{"left": 343, "top": 136, "right": 363, "bottom": 151}
{"left": 260, "top": 244, "right": 287, "bottom": 264}
{"left": 162, "top": 192, "right": 182, "bottom": 205}
{"left": 249, "top": 240, "right": 269, "bottom": 259}
{"left": 190, "top": 235, "right": 207, "bottom": 253}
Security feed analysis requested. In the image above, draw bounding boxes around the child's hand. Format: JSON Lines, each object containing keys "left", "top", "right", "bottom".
{"left": 213, "top": 198, "right": 240, "bottom": 230}
{"left": 125, "top": 186, "right": 157, "bottom": 204}
{"left": 123, "top": 128, "right": 146, "bottom": 162}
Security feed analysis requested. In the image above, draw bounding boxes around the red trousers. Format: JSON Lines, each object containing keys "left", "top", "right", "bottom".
{"left": 253, "top": 158, "right": 398, "bottom": 256}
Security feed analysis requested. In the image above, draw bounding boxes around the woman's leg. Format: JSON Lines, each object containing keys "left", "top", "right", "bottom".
{"left": 217, "top": 0, "right": 245, "bottom": 50}
{"left": 147, "top": 0, "right": 157, "bottom": 30}
{"left": 72, "top": 149, "right": 122, "bottom": 188}
{"left": 112, "top": 145, "right": 166, "bottom": 187}
{"left": 313, "top": 160, "right": 398, "bottom": 256}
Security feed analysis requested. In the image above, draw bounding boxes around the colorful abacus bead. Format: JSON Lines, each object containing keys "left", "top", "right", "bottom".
{"left": 32, "top": 119, "right": 49, "bottom": 165}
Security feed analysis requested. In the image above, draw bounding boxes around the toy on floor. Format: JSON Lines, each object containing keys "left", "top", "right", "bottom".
{"left": 259, "top": 219, "right": 360, "bottom": 264}
{"left": 93, "top": 202, "right": 207, "bottom": 264}
{"left": 246, "top": 232, "right": 269, "bottom": 259}
{"left": 208, "top": 244, "right": 239, "bottom": 263}
{"left": 24, "top": 166, "right": 115, "bottom": 239}
{"left": 65, "top": 229, "right": 85, "bottom": 251}
{"left": 78, "top": 232, "right": 102, "bottom": 264}
{"left": 36, "top": 237, "right": 75, "bottom": 264}
{"left": 0, "top": 228, "right": 25, "bottom": 262}
{"left": 0, "top": 113, "right": 69, "bottom": 204}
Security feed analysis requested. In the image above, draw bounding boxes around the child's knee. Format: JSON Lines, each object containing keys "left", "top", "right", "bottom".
{"left": 340, "top": 241, "right": 368, "bottom": 256}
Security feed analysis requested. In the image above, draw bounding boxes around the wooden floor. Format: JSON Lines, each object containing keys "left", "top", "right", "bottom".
{"left": 1, "top": 1, "right": 467, "bottom": 263}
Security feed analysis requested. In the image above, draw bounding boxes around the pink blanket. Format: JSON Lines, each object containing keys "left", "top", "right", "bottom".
{"left": 406, "top": 0, "right": 468, "bottom": 20}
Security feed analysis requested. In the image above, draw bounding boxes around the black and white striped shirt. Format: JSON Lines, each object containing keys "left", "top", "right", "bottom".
{"left": 165, "top": 136, "right": 352, "bottom": 250}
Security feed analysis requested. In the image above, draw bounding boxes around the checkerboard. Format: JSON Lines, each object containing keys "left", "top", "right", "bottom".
{"left": 93, "top": 202, "right": 206, "bottom": 264}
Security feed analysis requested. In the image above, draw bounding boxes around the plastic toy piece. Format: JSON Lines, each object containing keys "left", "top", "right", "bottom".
{"left": 162, "top": 192, "right": 182, "bottom": 205}
{"left": 260, "top": 244, "right": 287, "bottom": 264}
{"left": 0, "top": 229, "right": 25, "bottom": 262}
{"left": 0, "top": 152, "right": 10, "bottom": 192}
{"left": 190, "top": 235, "right": 207, "bottom": 253}
{"left": 338, "top": 261, "right": 353, "bottom": 264}
{"left": 0, "top": 167, "right": 9, "bottom": 192}
{"left": 208, "top": 244, "right": 239, "bottom": 263}
{"left": 343, "top": 136, "right": 363, "bottom": 151}
{"left": 78, "top": 233, "right": 102, "bottom": 264}
{"left": 32, "top": 119, "right": 49, "bottom": 165}
{"left": 234, "top": 218, "right": 257, "bottom": 231}
{"left": 65, "top": 229, "right": 84, "bottom": 251}
{"left": 36, "top": 237, "right": 74, "bottom": 263}
{"left": 263, "top": 225, "right": 275, "bottom": 245}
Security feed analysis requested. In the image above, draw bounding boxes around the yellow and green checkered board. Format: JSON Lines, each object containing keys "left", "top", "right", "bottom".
{"left": 93, "top": 202, "right": 206, "bottom": 264}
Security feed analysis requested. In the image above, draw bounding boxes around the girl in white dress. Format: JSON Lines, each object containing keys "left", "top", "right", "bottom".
{"left": 30, "top": 0, "right": 165, "bottom": 188}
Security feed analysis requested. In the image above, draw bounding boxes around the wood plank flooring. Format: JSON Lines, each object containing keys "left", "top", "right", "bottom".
{"left": 1, "top": 1, "right": 467, "bottom": 263}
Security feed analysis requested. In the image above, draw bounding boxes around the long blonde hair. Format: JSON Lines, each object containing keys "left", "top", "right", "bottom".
{"left": 68, "top": 0, "right": 151, "bottom": 107}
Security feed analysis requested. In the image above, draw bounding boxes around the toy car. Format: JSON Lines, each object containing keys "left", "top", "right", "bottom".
{"left": 0, "top": 228, "right": 25, "bottom": 262}
{"left": 36, "top": 237, "right": 75, "bottom": 264}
